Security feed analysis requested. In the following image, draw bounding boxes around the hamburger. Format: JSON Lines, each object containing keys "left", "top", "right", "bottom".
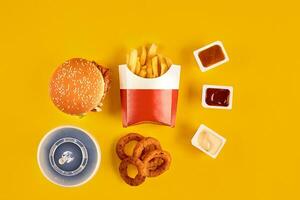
{"left": 49, "top": 58, "right": 110, "bottom": 115}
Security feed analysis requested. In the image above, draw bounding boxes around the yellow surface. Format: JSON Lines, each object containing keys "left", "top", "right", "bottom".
{"left": 0, "top": 0, "right": 299, "bottom": 199}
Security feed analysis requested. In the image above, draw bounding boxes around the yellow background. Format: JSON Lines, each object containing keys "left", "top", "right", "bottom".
{"left": 0, "top": 0, "right": 299, "bottom": 199}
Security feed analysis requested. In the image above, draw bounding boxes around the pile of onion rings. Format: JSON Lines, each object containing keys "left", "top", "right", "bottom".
{"left": 116, "top": 133, "right": 171, "bottom": 186}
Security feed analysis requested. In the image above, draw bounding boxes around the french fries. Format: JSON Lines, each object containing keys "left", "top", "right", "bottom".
{"left": 152, "top": 56, "right": 158, "bottom": 77}
{"left": 147, "top": 44, "right": 157, "bottom": 60}
{"left": 126, "top": 44, "right": 173, "bottom": 78}
{"left": 128, "top": 49, "right": 138, "bottom": 73}
{"left": 139, "top": 68, "right": 147, "bottom": 78}
{"left": 158, "top": 55, "right": 168, "bottom": 76}
{"left": 135, "top": 58, "right": 141, "bottom": 74}
{"left": 165, "top": 57, "right": 173, "bottom": 69}
{"left": 146, "top": 65, "right": 153, "bottom": 78}
{"left": 140, "top": 46, "right": 147, "bottom": 66}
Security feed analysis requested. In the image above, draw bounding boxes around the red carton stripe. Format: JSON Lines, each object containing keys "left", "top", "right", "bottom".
{"left": 120, "top": 89, "right": 179, "bottom": 127}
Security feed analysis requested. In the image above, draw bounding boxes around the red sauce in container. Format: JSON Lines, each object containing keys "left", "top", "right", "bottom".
{"left": 198, "top": 45, "right": 225, "bottom": 67}
{"left": 205, "top": 88, "right": 230, "bottom": 107}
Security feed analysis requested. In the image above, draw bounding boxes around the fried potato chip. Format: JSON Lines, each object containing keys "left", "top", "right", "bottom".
{"left": 165, "top": 57, "right": 173, "bottom": 68}
{"left": 129, "top": 49, "right": 138, "bottom": 72}
{"left": 139, "top": 69, "right": 147, "bottom": 78}
{"left": 126, "top": 44, "right": 174, "bottom": 78}
{"left": 152, "top": 56, "right": 158, "bottom": 77}
{"left": 147, "top": 44, "right": 157, "bottom": 60}
{"left": 135, "top": 58, "right": 141, "bottom": 74}
{"left": 146, "top": 65, "right": 153, "bottom": 78}
{"left": 158, "top": 55, "right": 168, "bottom": 75}
{"left": 140, "top": 46, "right": 147, "bottom": 66}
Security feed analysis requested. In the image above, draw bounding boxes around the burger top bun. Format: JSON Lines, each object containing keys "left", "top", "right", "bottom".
{"left": 50, "top": 58, "right": 105, "bottom": 115}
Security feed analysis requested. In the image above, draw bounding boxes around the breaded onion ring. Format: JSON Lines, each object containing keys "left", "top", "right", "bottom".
{"left": 143, "top": 150, "right": 171, "bottom": 177}
{"left": 119, "top": 157, "right": 146, "bottom": 186}
{"left": 116, "top": 133, "right": 144, "bottom": 160}
{"left": 133, "top": 137, "right": 161, "bottom": 160}
{"left": 147, "top": 157, "right": 165, "bottom": 171}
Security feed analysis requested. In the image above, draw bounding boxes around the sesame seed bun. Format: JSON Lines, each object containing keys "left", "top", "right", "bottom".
{"left": 49, "top": 58, "right": 110, "bottom": 115}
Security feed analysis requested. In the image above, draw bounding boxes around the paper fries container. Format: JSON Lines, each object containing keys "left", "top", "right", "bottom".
{"left": 119, "top": 64, "right": 181, "bottom": 127}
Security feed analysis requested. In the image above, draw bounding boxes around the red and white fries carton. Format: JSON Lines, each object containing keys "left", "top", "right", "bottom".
{"left": 119, "top": 64, "right": 181, "bottom": 127}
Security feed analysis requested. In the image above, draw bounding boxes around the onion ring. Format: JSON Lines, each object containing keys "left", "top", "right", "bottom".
{"left": 133, "top": 137, "right": 161, "bottom": 160}
{"left": 147, "top": 157, "right": 165, "bottom": 171}
{"left": 143, "top": 150, "right": 171, "bottom": 177}
{"left": 119, "top": 157, "right": 146, "bottom": 186}
{"left": 133, "top": 137, "right": 164, "bottom": 171}
{"left": 116, "top": 133, "right": 144, "bottom": 160}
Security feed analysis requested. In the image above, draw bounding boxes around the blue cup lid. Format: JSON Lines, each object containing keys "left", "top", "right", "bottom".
{"left": 49, "top": 137, "right": 88, "bottom": 176}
